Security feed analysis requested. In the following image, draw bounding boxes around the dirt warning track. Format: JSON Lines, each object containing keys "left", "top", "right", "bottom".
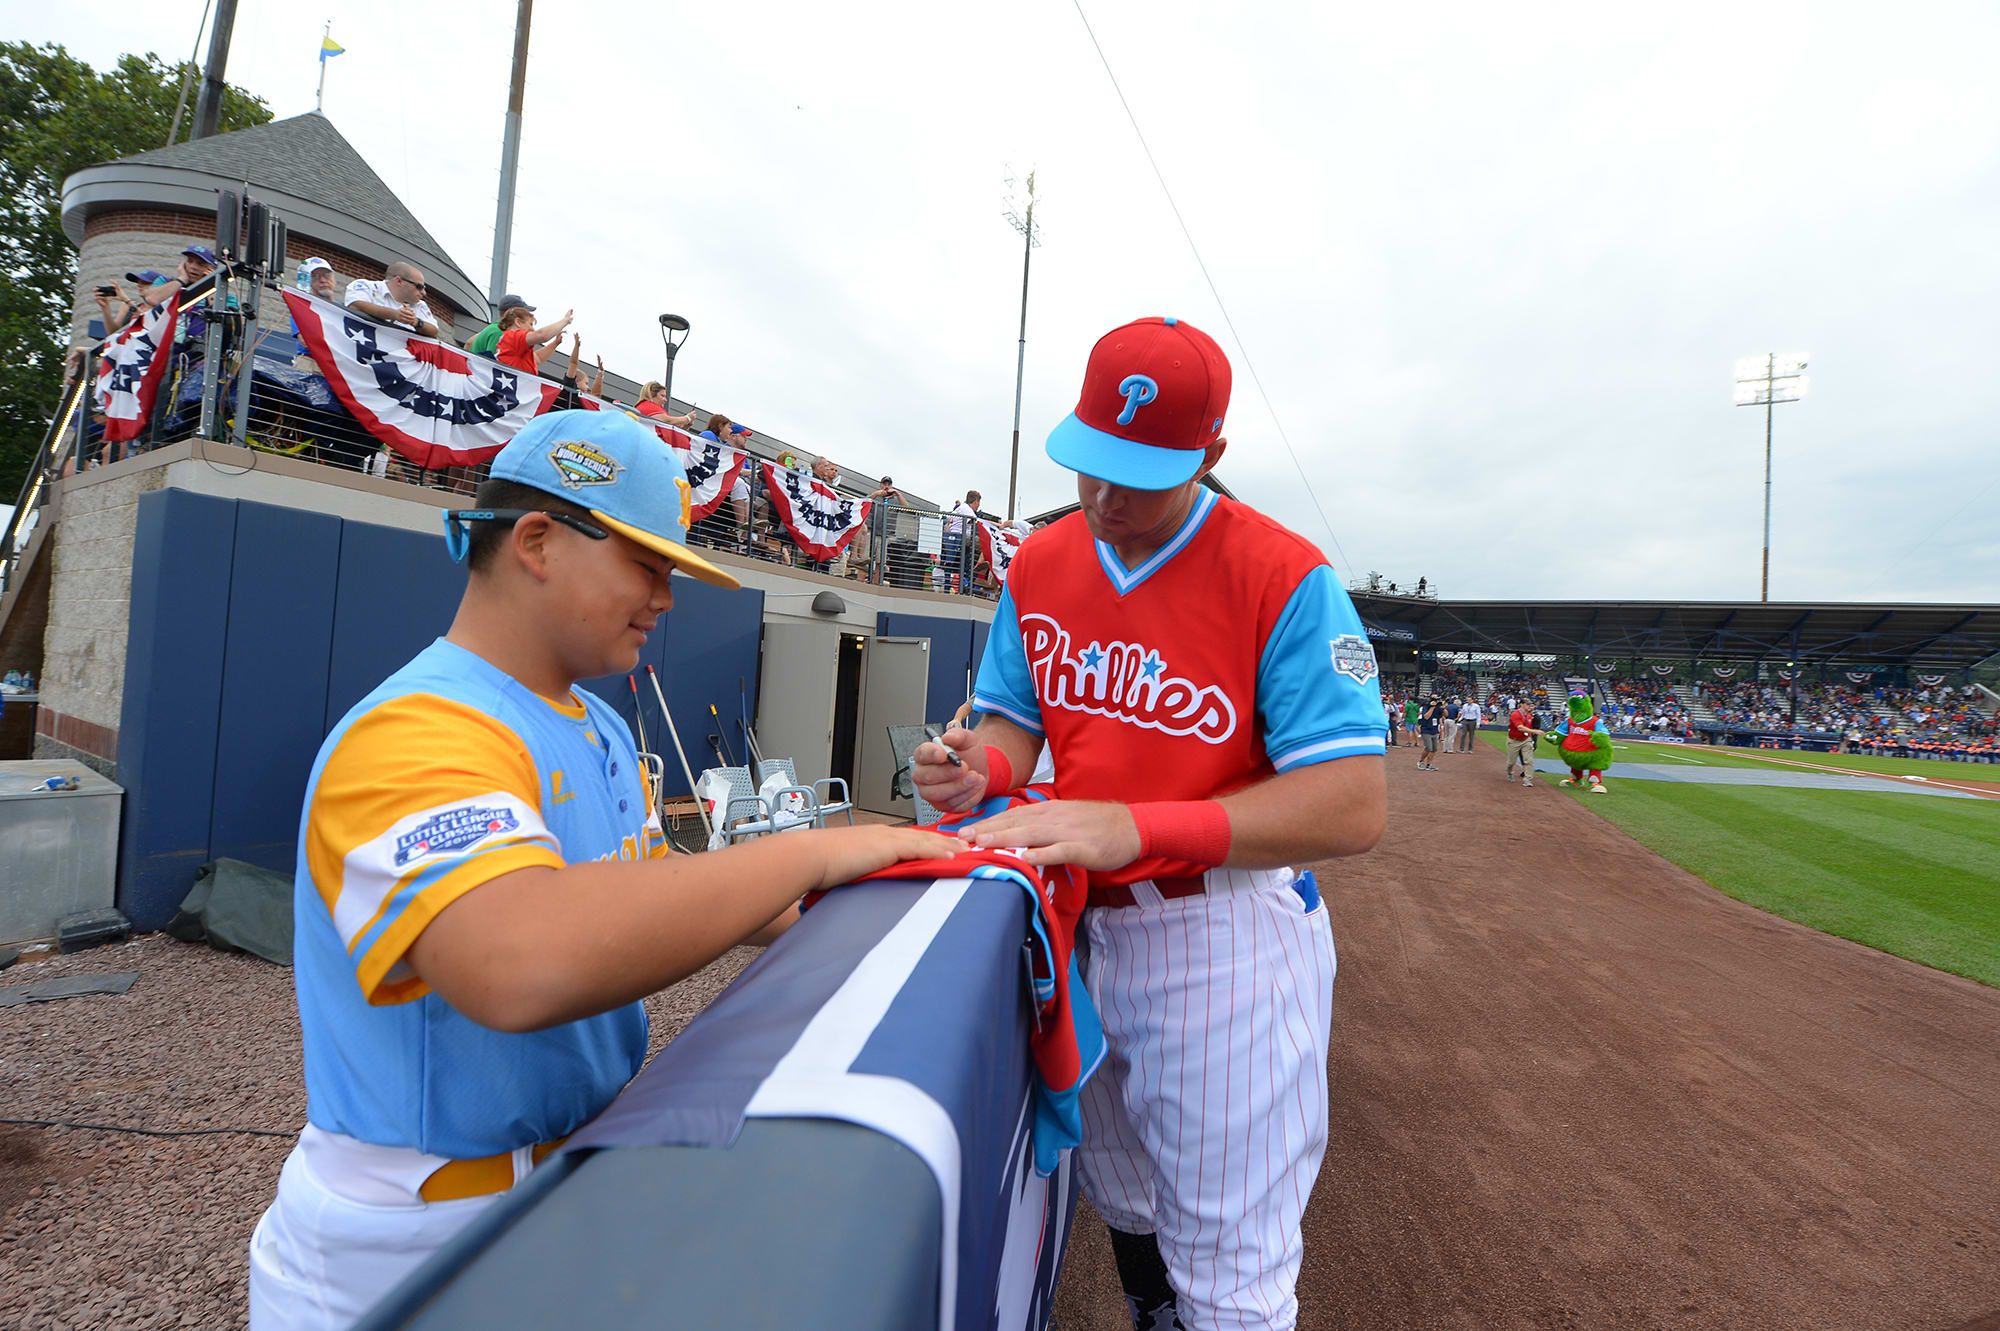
{"left": 1054, "top": 743, "right": 2000, "bottom": 1330}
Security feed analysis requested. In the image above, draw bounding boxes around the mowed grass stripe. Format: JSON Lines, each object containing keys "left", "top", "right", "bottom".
{"left": 1613, "top": 738, "right": 1998, "bottom": 782}
{"left": 1559, "top": 781, "right": 2000, "bottom": 987}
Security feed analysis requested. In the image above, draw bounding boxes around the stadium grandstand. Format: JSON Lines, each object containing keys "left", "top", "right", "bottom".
{"left": 1351, "top": 594, "right": 2000, "bottom": 759}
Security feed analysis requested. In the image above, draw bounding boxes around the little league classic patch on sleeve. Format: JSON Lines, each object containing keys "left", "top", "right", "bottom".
{"left": 1330, "top": 634, "right": 1379, "bottom": 684}
{"left": 395, "top": 805, "right": 522, "bottom": 867}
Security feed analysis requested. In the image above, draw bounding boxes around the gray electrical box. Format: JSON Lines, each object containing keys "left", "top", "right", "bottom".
{"left": 0, "top": 760, "right": 124, "bottom": 945}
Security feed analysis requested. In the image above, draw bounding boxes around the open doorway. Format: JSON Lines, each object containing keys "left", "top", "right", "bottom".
{"left": 830, "top": 633, "right": 867, "bottom": 788}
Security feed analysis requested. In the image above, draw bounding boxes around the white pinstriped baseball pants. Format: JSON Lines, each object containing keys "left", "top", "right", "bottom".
{"left": 1075, "top": 867, "right": 1336, "bottom": 1331}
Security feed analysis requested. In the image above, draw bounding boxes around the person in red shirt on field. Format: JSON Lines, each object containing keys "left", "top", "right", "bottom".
{"left": 494, "top": 304, "right": 573, "bottom": 376}
{"left": 1504, "top": 697, "right": 1544, "bottom": 787}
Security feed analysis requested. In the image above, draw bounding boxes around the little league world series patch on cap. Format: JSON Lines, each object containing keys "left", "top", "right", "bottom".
{"left": 1045, "top": 316, "right": 1232, "bottom": 490}
{"left": 446, "top": 409, "right": 740, "bottom": 589}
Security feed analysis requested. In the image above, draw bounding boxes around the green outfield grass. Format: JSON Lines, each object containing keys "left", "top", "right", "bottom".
{"left": 1476, "top": 731, "right": 2000, "bottom": 985}
{"left": 1607, "top": 738, "right": 2000, "bottom": 782}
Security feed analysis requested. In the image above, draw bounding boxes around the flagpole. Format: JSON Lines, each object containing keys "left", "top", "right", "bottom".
{"left": 316, "top": 21, "right": 330, "bottom": 111}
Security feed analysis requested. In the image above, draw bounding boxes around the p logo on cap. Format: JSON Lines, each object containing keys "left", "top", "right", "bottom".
{"left": 1046, "top": 316, "right": 1232, "bottom": 490}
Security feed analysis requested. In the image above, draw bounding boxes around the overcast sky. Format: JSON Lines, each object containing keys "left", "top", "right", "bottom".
{"left": 14, "top": 0, "right": 1997, "bottom": 603}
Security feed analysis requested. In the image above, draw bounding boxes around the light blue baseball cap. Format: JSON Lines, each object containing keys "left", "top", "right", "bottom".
{"left": 447, "top": 409, "right": 740, "bottom": 588}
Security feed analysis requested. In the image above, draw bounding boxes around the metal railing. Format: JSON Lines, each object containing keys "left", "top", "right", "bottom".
{"left": 3, "top": 268, "right": 1007, "bottom": 604}
{"left": 683, "top": 487, "right": 998, "bottom": 597}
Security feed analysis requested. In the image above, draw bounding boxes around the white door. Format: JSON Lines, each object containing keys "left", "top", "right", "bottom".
{"left": 856, "top": 637, "right": 931, "bottom": 817}
{"left": 757, "top": 622, "right": 841, "bottom": 788}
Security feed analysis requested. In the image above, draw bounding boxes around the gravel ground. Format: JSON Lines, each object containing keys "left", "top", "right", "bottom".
{"left": 0, "top": 935, "right": 756, "bottom": 1331}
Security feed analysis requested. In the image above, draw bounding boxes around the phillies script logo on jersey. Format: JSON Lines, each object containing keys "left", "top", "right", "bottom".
{"left": 1021, "top": 613, "right": 1237, "bottom": 743}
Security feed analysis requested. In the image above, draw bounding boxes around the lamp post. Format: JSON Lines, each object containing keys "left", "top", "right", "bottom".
{"left": 658, "top": 313, "right": 691, "bottom": 413}
{"left": 1733, "top": 352, "right": 1810, "bottom": 602}
{"left": 1001, "top": 169, "right": 1043, "bottom": 522}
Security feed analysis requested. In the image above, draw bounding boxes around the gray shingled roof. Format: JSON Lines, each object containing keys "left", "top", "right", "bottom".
{"left": 115, "top": 113, "right": 458, "bottom": 268}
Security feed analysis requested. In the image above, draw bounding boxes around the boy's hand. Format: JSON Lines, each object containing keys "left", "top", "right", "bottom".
{"left": 912, "top": 727, "right": 989, "bottom": 813}
{"left": 811, "top": 824, "right": 963, "bottom": 891}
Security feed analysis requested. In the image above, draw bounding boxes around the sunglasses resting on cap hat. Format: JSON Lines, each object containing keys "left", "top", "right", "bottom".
{"left": 442, "top": 409, "right": 741, "bottom": 589}
{"left": 1045, "top": 315, "right": 1232, "bottom": 490}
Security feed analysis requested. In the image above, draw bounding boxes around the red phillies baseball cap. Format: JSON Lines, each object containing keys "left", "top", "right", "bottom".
{"left": 1045, "top": 316, "right": 1232, "bottom": 489}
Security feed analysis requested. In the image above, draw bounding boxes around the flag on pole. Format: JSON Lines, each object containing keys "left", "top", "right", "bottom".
{"left": 320, "top": 36, "right": 345, "bottom": 61}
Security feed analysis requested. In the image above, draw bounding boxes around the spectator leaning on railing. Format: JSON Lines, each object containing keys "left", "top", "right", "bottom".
{"left": 347, "top": 261, "right": 441, "bottom": 339}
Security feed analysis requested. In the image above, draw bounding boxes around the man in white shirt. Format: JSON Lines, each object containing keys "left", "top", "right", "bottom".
{"left": 942, "top": 489, "right": 980, "bottom": 587}
{"left": 346, "top": 261, "right": 441, "bottom": 339}
{"left": 1456, "top": 697, "right": 1482, "bottom": 752}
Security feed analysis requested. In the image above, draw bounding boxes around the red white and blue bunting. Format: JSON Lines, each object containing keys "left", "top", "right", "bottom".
{"left": 1593, "top": 661, "right": 1616, "bottom": 674}
{"left": 285, "top": 290, "right": 560, "bottom": 469}
{"left": 1915, "top": 672, "right": 1947, "bottom": 687}
{"left": 1710, "top": 665, "right": 1738, "bottom": 679}
{"left": 95, "top": 295, "right": 180, "bottom": 443}
{"left": 1650, "top": 663, "right": 1676, "bottom": 676}
{"left": 1775, "top": 670, "right": 1795, "bottom": 682}
{"left": 667, "top": 432, "right": 746, "bottom": 524}
{"left": 759, "top": 461, "right": 871, "bottom": 561}
{"left": 1844, "top": 670, "right": 1873, "bottom": 684}
{"left": 977, "top": 519, "right": 1026, "bottom": 585}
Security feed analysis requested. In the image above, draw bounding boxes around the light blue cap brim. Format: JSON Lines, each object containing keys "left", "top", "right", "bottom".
{"left": 1045, "top": 412, "right": 1206, "bottom": 490}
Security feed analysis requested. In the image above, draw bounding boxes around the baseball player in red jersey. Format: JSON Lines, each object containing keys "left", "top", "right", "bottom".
{"left": 913, "top": 317, "right": 1387, "bottom": 1330}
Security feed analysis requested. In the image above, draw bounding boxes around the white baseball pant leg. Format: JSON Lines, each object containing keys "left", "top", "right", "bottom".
{"left": 248, "top": 1141, "right": 500, "bottom": 1331}
{"left": 1076, "top": 867, "right": 1337, "bottom": 1331}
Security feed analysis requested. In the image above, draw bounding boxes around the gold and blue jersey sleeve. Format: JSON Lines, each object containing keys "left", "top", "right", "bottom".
{"left": 304, "top": 692, "right": 565, "bottom": 1004}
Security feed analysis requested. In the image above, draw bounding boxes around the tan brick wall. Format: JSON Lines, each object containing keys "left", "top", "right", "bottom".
{"left": 72, "top": 208, "right": 464, "bottom": 348}
{"left": 37, "top": 466, "right": 169, "bottom": 747}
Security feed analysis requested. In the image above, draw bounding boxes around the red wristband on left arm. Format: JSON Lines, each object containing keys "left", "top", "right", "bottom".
{"left": 1128, "top": 800, "right": 1232, "bottom": 868}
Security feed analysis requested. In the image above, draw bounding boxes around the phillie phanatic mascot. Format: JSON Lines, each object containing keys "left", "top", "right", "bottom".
{"left": 1545, "top": 685, "right": 1614, "bottom": 793}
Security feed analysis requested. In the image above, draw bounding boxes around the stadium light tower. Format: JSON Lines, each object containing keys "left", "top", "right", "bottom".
{"left": 1002, "top": 168, "right": 1043, "bottom": 521}
{"left": 1733, "top": 352, "right": 1810, "bottom": 602}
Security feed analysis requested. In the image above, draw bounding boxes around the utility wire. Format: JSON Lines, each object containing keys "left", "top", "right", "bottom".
{"left": 1067, "top": 0, "right": 1356, "bottom": 583}
{"left": 1876, "top": 469, "right": 1999, "bottom": 583}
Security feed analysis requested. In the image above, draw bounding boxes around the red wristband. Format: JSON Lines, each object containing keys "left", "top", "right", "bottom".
{"left": 982, "top": 746, "right": 1016, "bottom": 795}
{"left": 1128, "top": 800, "right": 1232, "bottom": 868}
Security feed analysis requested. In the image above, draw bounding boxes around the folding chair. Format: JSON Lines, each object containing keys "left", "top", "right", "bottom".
{"left": 756, "top": 757, "right": 855, "bottom": 827}
{"left": 886, "top": 724, "right": 944, "bottom": 826}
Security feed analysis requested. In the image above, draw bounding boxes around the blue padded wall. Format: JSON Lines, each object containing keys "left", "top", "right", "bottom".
{"left": 326, "top": 521, "right": 467, "bottom": 725}
{"left": 876, "top": 613, "right": 976, "bottom": 726}
{"left": 580, "top": 576, "right": 764, "bottom": 800}
{"left": 114, "top": 490, "right": 762, "bottom": 929}
{"left": 116, "top": 490, "right": 238, "bottom": 930}
{"left": 970, "top": 618, "right": 991, "bottom": 695}
{"left": 208, "top": 501, "right": 343, "bottom": 874}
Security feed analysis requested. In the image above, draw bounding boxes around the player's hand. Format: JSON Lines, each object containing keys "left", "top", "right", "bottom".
{"left": 957, "top": 799, "right": 1141, "bottom": 872}
{"left": 911, "top": 727, "right": 989, "bottom": 813}
{"left": 810, "top": 824, "right": 962, "bottom": 891}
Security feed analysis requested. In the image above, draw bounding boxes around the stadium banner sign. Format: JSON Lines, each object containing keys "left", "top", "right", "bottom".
{"left": 1915, "top": 672, "right": 1947, "bottom": 687}
{"left": 95, "top": 294, "right": 181, "bottom": 443}
{"left": 1361, "top": 618, "right": 1419, "bottom": 645}
{"left": 1640, "top": 734, "right": 1689, "bottom": 744}
{"left": 760, "top": 461, "right": 872, "bottom": 561}
{"left": 977, "top": 519, "right": 1025, "bottom": 584}
{"left": 285, "top": 290, "right": 561, "bottom": 468}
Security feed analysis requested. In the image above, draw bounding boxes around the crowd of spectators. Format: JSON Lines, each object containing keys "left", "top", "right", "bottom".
{"left": 1600, "top": 681, "right": 1692, "bottom": 734}
{"left": 59, "top": 242, "right": 1039, "bottom": 603}
{"left": 1694, "top": 679, "right": 1998, "bottom": 747}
